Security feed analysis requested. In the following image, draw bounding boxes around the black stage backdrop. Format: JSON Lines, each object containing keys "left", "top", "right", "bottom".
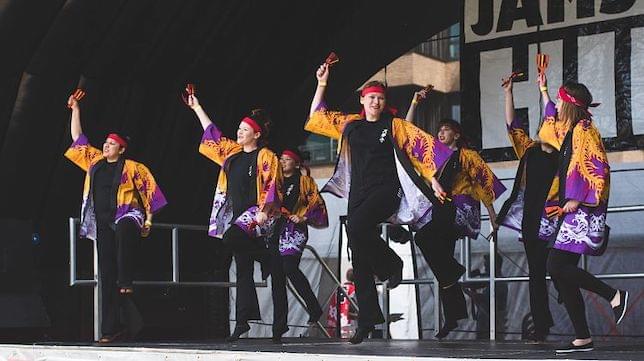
{"left": 0, "top": 0, "right": 458, "bottom": 340}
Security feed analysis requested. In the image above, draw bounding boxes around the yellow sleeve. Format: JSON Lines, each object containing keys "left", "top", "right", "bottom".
{"left": 506, "top": 117, "right": 535, "bottom": 159}
{"left": 198, "top": 123, "right": 242, "bottom": 166}
{"left": 304, "top": 110, "right": 359, "bottom": 140}
{"left": 64, "top": 134, "right": 103, "bottom": 171}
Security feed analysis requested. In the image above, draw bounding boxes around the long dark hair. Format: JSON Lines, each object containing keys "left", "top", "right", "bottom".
{"left": 438, "top": 119, "right": 469, "bottom": 148}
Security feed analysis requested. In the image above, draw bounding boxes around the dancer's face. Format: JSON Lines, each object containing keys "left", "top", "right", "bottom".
{"left": 279, "top": 154, "right": 298, "bottom": 173}
{"left": 438, "top": 125, "right": 460, "bottom": 147}
{"left": 360, "top": 92, "right": 386, "bottom": 119}
{"left": 102, "top": 138, "right": 124, "bottom": 161}
{"left": 237, "top": 122, "right": 260, "bottom": 146}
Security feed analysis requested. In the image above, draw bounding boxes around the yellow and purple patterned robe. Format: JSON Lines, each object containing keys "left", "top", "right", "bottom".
{"left": 305, "top": 109, "right": 452, "bottom": 229}
{"left": 445, "top": 149, "right": 506, "bottom": 238}
{"left": 65, "top": 134, "right": 167, "bottom": 241}
{"left": 500, "top": 101, "right": 610, "bottom": 255}
{"left": 199, "top": 123, "right": 282, "bottom": 238}
{"left": 278, "top": 174, "right": 329, "bottom": 256}
{"left": 555, "top": 115, "right": 610, "bottom": 256}
{"left": 498, "top": 113, "right": 561, "bottom": 241}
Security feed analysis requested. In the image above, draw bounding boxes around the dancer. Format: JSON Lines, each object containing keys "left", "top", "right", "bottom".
{"left": 65, "top": 91, "right": 167, "bottom": 343}
{"left": 535, "top": 76, "right": 626, "bottom": 353}
{"left": 406, "top": 90, "right": 506, "bottom": 339}
{"left": 305, "top": 61, "right": 453, "bottom": 344}
{"left": 269, "top": 148, "right": 328, "bottom": 342}
{"left": 185, "top": 93, "right": 282, "bottom": 341}
{"left": 497, "top": 75, "right": 561, "bottom": 342}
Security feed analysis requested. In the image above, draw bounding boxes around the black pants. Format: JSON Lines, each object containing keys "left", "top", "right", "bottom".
{"left": 547, "top": 248, "right": 616, "bottom": 339}
{"left": 523, "top": 237, "right": 554, "bottom": 335}
{"left": 414, "top": 205, "right": 467, "bottom": 323}
{"left": 271, "top": 250, "right": 323, "bottom": 333}
{"left": 222, "top": 225, "right": 269, "bottom": 324}
{"left": 346, "top": 187, "right": 402, "bottom": 328}
{"left": 96, "top": 218, "right": 140, "bottom": 335}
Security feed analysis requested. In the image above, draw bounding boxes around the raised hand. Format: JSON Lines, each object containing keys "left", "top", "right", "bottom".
{"left": 316, "top": 63, "right": 329, "bottom": 83}
{"left": 186, "top": 93, "right": 201, "bottom": 110}
{"left": 501, "top": 76, "right": 513, "bottom": 93}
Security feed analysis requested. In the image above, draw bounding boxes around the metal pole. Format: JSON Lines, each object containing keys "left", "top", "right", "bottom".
{"left": 93, "top": 238, "right": 101, "bottom": 341}
{"left": 382, "top": 224, "right": 390, "bottom": 340}
{"left": 581, "top": 254, "right": 588, "bottom": 271}
{"left": 489, "top": 232, "right": 496, "bottom": 341}
{"left": 464, "top": 237, "right": 471, "bottom": 280}
{"left": 69, "top": 218, "right": 77, "bottom": 286}
{"left": 172, "top": 228, "right": 179, "bottom": 283}
{"left": 382, "top": 282, "right": 390, "bottom": 340}
{"left": 433, "top": 277, "right": 441, "bottom": 336}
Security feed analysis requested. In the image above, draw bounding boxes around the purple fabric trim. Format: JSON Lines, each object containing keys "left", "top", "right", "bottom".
{"left": 233, "top": 206, "right": 277, "bottom": 238}
{"left": 553, "top": 203, "right": 608, "bottom": 255}
{"left": 314, "top": 100, "right": 327, "bottom": 112}
{"left": 565, "top": 158, "right": 606, "bottom": 205}
{"left": 149, "top": 189, "right": 168, "bottom": 213}
{"left": 71, "top": 134, "right": 90, "bottom": 147}
{"left": 492, "top": 178, "right": 507, "bottom": 199}
{"left": 452, "top": 194, "right": 481, "bottom": 238}
{"left": 201, "top": 123, "right": 223, "bottom": 143}
{"left": 278, "top": 221, "right": 308, "bottom": 256}
{"left": 507, "top": 116, "right": 523, "bottom": 131}
{"left": 304, "top": 206, "right": 328, "bottom": 228}
{"left": 545, "top": 100, "right": 557, "bottom": 117}
{"left": 432, "top": 140, "right": 453, "bottom": 172}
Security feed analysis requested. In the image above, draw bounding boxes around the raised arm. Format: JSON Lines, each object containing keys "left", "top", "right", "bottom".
{"left": 309, "top": 63, "right": 329, "bottom": 116}
{"left": 502, "top": 76, "right": 515, "bottom": 127}
{"left": 502, "top": 76, "right": 534, "bottom": 158}
{"left": 68, "top": 95, "right": 82, "bottom": 141}
{"left": 186, "top": 93, "right": 213, "bottom": 130}
{"left": 405, "top": 88, "right": 429, "bottom": 122}
{"left": 538, "top": 73, "right": 551, "bottom": 108}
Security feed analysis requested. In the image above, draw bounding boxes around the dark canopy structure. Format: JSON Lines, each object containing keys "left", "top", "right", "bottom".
{"left": 0, "top": 0, "right": 458, "bottom": 226}
{"left": 0, "top": 0, "right": 457, "bottom": 338}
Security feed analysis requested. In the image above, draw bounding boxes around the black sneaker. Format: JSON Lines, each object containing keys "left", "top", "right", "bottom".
{"left": 348, "top": 326, "right": 374, "bottom": 344}
{"left": 225, "top": 323, "right": 251, "bottom": 342}
{"left": 555, "top": 341, "right": 594, "bottom": 353}
{"left": 613, "top": 290, "right": 629, "bottom": 325}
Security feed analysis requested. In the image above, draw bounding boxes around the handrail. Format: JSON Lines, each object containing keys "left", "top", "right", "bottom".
{"left": 338, "top": 201, "right": 644, "bottom": 341}
{"left": 69, "top": 218, "right": 343, "bottom": 341}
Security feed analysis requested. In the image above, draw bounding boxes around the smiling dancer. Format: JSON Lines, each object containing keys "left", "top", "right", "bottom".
{"left": 65, "top": 92, "right": 167, "bottom": 343}
{"left": 269, "top": 148, "right": 328, "bottom": 343}
{"left": 186, "top": 93, "right": 282, "bottom": 342}
{"left": 305, "top": 61, "right": 453, "bottom": 344}
{"left": 406, "top": 90, "right": 506, "bottom": 339}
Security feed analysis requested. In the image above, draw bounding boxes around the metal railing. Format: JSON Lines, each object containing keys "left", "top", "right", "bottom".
{"left": 338, "top": 204, "right": 644, "bottom": 341}
{"left": 69, "top": 218, "right": 347, "bottom": 341}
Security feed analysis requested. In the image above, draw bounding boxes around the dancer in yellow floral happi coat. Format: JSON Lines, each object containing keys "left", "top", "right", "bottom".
{"left": 65, "top": 93, "right": 167, "bottom": 343}
{"left": 185, "top": 92, "right": 281, "bottom": 342}
{"left": 305, "top": 60, "right": 452, "bottom": 344}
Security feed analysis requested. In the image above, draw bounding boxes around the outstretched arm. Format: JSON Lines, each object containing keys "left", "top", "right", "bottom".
{"left": 405, "top": 88, "right": 429, "bottom": 122}
{"left": 68, "top": 95, "right": 82, "bottom": 142}
{"left": 502, "top": 77, "right": 515, "bottom": 127}
{"left": 186, "top": 93, "right": 213, "bottom": 130}
{"left": 538, "top": 73, "right": 551, "bottom": 108}
{"left": 309, "top": 63, "right": 329, "bottom": 116}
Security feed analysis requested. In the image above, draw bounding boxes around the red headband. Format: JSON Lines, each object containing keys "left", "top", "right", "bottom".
{"left": 107, "top": 133, "right": 127, "bottom": 148}
{"left": 558, "top": 86, "right": 600, "bottom": 115}
{"left": 282, "top": 150, "right": 302, "bottom": 164}
{"left": 241, "top": 117, "right": 262, "bottom": 133}
{"left": 361, "top": 85, "right": 386, "bottom": 97}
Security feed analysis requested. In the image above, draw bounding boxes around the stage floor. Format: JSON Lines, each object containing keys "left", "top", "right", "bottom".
{"left": 2, "top": 338, "right": 644, "bottom": 360}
